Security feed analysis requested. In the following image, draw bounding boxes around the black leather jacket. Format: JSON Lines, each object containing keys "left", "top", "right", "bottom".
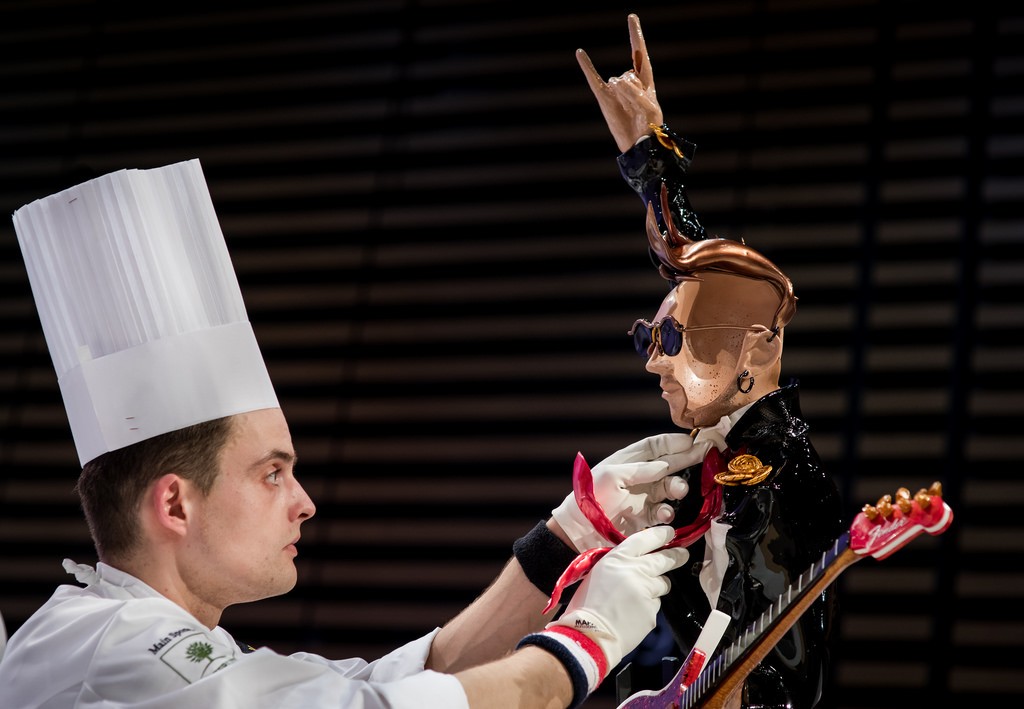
{"left": 662, "top": 385, "right": 844, "bottom": 709}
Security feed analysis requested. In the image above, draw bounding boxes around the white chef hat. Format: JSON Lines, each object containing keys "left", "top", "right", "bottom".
{"left": 12, "top": 159, "right": 278, "bottom": 467}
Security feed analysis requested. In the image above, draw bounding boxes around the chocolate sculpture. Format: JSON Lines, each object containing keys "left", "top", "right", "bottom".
{"left": 577, "top": 15, "right": 845, "bottom": 708}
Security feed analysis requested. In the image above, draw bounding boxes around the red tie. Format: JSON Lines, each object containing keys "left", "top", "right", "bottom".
{"left": 665, "top": 446, "right": 726, "bottom": 549}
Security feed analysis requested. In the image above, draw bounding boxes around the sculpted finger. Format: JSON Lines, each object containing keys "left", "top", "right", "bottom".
{"left": 627, "top": 13, "right": 655, "bottom": 89}
{"left": 576, "top": 48, "right": 608, "bottom": 96}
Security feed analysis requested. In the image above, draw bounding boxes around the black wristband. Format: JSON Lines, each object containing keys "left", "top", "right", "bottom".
{"left": 512, "top": 520, "right": 579, "bottom": 597}
{"left": 516, "top": 632, "right": 590, "bottom": 709}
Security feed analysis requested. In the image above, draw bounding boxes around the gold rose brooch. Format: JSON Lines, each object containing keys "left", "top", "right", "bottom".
{"left": 714, "top": 453, "right": 772, "bottom": 486}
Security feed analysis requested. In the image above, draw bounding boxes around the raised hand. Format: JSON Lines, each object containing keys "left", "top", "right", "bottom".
{"left": 576, "top": 13, "right": 664, "bottom": 152}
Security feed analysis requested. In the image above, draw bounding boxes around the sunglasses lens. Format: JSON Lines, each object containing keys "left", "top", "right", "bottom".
{"left": 659, "top": 322, "right": 683, "bottom": 356}
{"left": 632, "top": 325, "right": 654, "bottom": 357}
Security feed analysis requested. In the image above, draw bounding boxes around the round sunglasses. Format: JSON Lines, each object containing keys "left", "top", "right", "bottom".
{"left": 627, "top": 316, "right": 771, "bottom": 357}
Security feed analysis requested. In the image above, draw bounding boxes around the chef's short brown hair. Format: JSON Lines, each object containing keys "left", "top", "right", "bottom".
{"left": 75, "top": 416, "right": 234, "bottom": 562}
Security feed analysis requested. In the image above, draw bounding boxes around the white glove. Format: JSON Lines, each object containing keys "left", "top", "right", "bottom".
{"left": 551, "top": 433, "right": 711, "bottom": 551}
{"left": 518, "top": 525, "right": 689, "bottom": 699}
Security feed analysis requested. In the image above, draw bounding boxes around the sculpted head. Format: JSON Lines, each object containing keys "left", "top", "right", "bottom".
{"left": 634, "top": 272, "right": 785, "bottom": 428}
{"left": 636, "top": 189, "right": 797, "bottom": 428}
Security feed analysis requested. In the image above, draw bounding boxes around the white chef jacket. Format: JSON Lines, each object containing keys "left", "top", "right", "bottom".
{"left": 0, "top": 560, "right": 469, "bottom": 709}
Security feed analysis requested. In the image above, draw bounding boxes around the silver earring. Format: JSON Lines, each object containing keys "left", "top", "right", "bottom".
{"left": 737, "top": 370, "right": 754, "bottom": 394}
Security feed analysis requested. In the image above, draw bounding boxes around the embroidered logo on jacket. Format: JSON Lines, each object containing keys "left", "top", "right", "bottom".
{"left": 154, "top": 629, "right": 237, "bottom": 683}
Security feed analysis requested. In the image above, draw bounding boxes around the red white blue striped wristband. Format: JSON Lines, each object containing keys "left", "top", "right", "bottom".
{"left": 516, "top": 625, "right": 607, "bottom": 708}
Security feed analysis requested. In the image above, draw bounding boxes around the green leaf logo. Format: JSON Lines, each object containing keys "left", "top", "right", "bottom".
{"left": 185, "top": 641, "right": 214, "bottom": 663}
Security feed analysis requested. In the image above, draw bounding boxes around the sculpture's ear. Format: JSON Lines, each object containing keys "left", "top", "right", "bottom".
{"left": 740, "top": 327, "right": 783, "bottom": 375}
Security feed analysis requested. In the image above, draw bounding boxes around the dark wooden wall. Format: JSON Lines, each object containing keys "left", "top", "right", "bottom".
{"left": 1, "top": 1, "right": 1022, "bottom": 706}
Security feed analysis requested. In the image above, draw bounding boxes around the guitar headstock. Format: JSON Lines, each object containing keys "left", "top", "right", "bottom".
{"left": 850, "top": 482, "right": 954, "bottom": 559}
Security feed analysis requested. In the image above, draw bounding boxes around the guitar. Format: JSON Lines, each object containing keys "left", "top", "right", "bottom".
{"left": 617, "top": 482, "right": 954, "bottom": 709}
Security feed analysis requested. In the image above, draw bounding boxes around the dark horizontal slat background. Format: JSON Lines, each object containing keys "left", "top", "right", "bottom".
{"left": 1, "top": 1, "right": 1021, "bottom": 707}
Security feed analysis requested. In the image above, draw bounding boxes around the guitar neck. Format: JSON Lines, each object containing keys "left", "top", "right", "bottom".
{"left": 617, "top": 485, "right": 951, "bottom": 709}
{"left": 679, "top": 531, "right": 860, "bottom": 709}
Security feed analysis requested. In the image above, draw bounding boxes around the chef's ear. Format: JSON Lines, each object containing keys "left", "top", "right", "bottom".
{"left": 148, "top": 473, "right": 191, "bottom": 537}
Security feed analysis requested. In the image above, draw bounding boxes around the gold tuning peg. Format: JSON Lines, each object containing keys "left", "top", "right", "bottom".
{"left": 895, "top": 487, "right": 912, "bottom": 513}
{"left": 928, "top": 481, "right": 943, "bottom": 496}
{"left": 876, "top": 494, "right": 894, "bottom": 519}
{"left": 862, "top": 503, "right": 879, "bottom": 521}
{"left": 914, "top": 489, "right": 932, "bottom": 509}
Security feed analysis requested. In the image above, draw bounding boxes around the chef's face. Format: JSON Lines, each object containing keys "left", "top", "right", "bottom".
{"left": 188, "top": 408, "right": 316, "bottom": 606}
